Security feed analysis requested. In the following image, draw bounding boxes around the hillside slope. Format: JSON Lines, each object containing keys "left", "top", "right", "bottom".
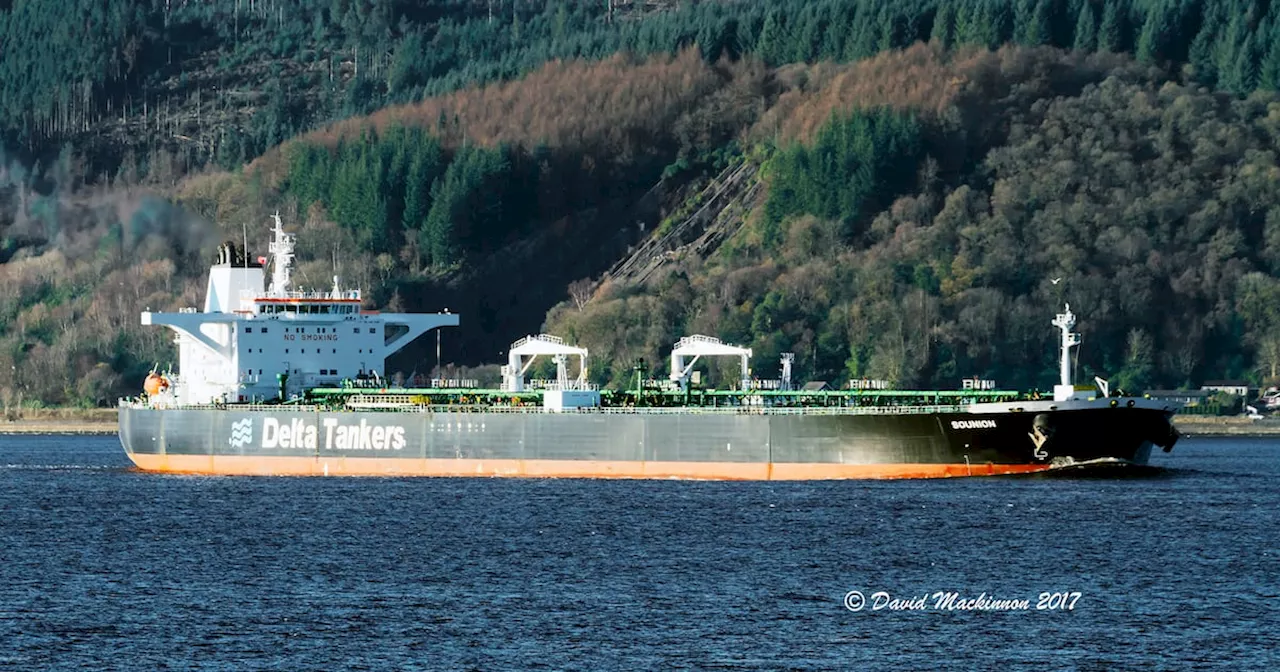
{"left": 546, "top": 46, "right": 1280, "bottom": 392}
{"left": 4, "top": 0, "right": 1280, "bottom": 180}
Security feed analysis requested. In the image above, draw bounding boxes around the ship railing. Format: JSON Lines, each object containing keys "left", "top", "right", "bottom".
{"left": 341, "top": 403, "right": 974, "bottom": 415}
{"left": 510, "top": 334, "right": 565, "bottom": 349}
{"left": 527, "top": 380, "right": 600, "bottom": 391}
{"left": 240, "top": 289, "right": 363, "bottom": 301}
{"left": 427, "top": 378, "right": 481, "bottom": 389}
{"left": 674, "top": 334, "right": 727, "bottom": 348}
{"left": 119, "top": 399, "right": 973, "bottom": 415}
{"left": 118, "top": 400, "right": 325, "bottom": 412}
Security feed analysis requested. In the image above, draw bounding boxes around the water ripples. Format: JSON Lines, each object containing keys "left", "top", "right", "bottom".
{"left": 0, "top": 435, "right": 1276, "bottom": 669}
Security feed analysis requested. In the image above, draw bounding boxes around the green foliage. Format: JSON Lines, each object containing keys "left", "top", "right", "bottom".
{"left": 1261, "top": 20, "right": 1280, "bottom": 90}
{"left": 422, "top": 146, "right": 513, "bottom": 267}
{"left": 1236, "top": 273, "right": 1280, "bottom": 380}
{"left": 1113, "top": 329, "right": 1155, "bottom": 393}
{"left": 1135, "top": 6, "right": 1167, "bottom": 63}
{"left": 1073, "top": 2, "right": 1097, "bottom": 52}
{"left": 7, "top": 0, "right": 1280, "bottom": 181}
{"left": 1097, "top": 0, "right": 1124, "bottom": 52}
{"left": 551, "top": 66, "right": 1280, "bottom": 393}
{"left": 284, "top": 127, "right": 534, "bottom": 267}
{"left": 1187, "top": 5, "right": 1223, "bottom": 84}
{"left": 1017, "top": 0, "right": 1053, "bottom": 47}
{"left": 930, "top": 3, "right": 955, "bottom": 48}
{"left": 764, "top": 108, "right": 923, "bottom": 244}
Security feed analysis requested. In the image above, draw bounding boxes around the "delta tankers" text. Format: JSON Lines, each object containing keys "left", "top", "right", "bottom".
{"left": 261, "top": 417, "right": 407, "bottom": 450}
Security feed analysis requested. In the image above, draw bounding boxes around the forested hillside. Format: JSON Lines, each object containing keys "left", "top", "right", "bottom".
{"left": 4, "top": 0, "right": 1280, "bottom": 178}
{"left": 3, "top": 0, "right": 1280, "bottom": 406}
{"left": 550, "top": 46, "right": 1280, "bottom": 391}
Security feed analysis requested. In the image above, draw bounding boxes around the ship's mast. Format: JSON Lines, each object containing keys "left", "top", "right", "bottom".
{"left": 267, "top": 212, "right": 295, "bottom": 296}
{"left": 1052, "top": 304, "right": 1082, "bottom": 399}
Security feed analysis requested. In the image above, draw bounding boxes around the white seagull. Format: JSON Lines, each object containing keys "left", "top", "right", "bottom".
{"left": 1050, "top": 277, "right": 1062, "bottom": 285}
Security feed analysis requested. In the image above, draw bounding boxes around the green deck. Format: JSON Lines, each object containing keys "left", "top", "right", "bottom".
{"left": 303, "top": 384, "right": 1026, "bottom": 409}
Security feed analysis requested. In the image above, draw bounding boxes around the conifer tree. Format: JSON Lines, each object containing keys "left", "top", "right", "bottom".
{"left": 1098, "top": 1, "right": 1123, "bottom": 52}
{"left": 1230, "top": 34, "right": 1261, "bottom": 94}
{"left": 984, "top": 1, "right": 1014, "bottom": 49}
{"left": 1135, "top": 11, "right": 1157, "bottom": 62}
{"left": 1073, "top": 1, "right": 1097, "bottom": 52}
{"left": 844, "top": 7, "right": 878, "bottom": 60}
{"left": 953, "top": 0, "right": 975, "bottom": 46}
{"left": 755, "top": 10, "right": 789, "bottom": 66}
{"left": 403, "top": 136, "right": 443, "bottom": 232}
{"left": 1020, "top": 0, "right": 1053, "bottom": 47}
{"left": 1135, "top": 5, "right": 1172, "bottom": 64}
{"left": 877, "top": 6, "right": 903, "bottom": 52}
{"left": 1216, "top": 14, "right": 1250, "bottom": 93}
{"left": 819, "top": 6, "right": 848, "bottom": 60}
{"left": 793, "top": 7, "right": 823, "bottom": 63}
{"left": 930, "top": 2, "right": 955, "bottom": 48}
{"left": 1188, "top": 6, "right": 1224, "bottom": 85}
{"left": 1261, "top": 20, "right": 1280, "bottom": 91}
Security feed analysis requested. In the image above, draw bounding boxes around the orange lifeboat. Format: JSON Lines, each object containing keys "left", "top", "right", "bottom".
{"left": 144, "top": 373, "right": 170, "bottom": 396}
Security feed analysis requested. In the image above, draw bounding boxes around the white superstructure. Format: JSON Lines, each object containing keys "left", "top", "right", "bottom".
{"left": 143, "top": 214, "right": 459, "bottom": 405}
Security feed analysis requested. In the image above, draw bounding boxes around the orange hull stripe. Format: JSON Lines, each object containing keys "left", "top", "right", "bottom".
{"left": 126, "top": 454, "right": 1051, "bottom": 479}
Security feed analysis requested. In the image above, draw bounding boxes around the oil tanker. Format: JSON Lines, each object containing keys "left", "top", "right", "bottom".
{"left": 118, "top": 217, "right": 1180, "bottom": 479}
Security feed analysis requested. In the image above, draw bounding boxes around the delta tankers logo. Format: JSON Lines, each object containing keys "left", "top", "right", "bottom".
{"left": 233, "top": 417, "right": 408, "bottom": 451}
{"left": 228, "top": 418, "right": 406, "bottom": 450}
{"left": 228, "top": 418, "right": 253, "bottom": 448}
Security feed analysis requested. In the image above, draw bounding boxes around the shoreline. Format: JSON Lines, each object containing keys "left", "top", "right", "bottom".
{"left": 1, "top": 422, "right": 118, "bottom": 435}
{"left": 1, "top": 408, "right": 118, "bottom": 435}
{"left": 1171, "top": 415, "right": 1280, "bottom": 437}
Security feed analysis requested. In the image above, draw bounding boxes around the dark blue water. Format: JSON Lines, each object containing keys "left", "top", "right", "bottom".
{"left": 1, "top": 436, "right": 1276, "bottom": 670}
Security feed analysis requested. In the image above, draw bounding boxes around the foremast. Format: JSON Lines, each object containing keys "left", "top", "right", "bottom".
{"left": 1052, "top": 303, "right": 1083, "bottom": 402}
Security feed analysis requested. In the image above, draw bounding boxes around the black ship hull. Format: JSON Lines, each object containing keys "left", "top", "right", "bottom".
{"left": 118, "top": 400, "right": 1178, "bottom": 479}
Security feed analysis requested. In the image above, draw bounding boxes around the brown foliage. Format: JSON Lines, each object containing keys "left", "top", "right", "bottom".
{"left": 752, "top": 43, "right": 1142, "bottom": 144}
{"left": 252, "top": 49, "right": 763, "bottom": 186}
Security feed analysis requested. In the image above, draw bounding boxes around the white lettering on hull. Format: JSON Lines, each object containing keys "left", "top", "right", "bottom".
{"left": 950, "top": 419, "right": 997, "bottom": 429}
{"left": 256, "top": 417, "right": 406, "bottom": 450}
